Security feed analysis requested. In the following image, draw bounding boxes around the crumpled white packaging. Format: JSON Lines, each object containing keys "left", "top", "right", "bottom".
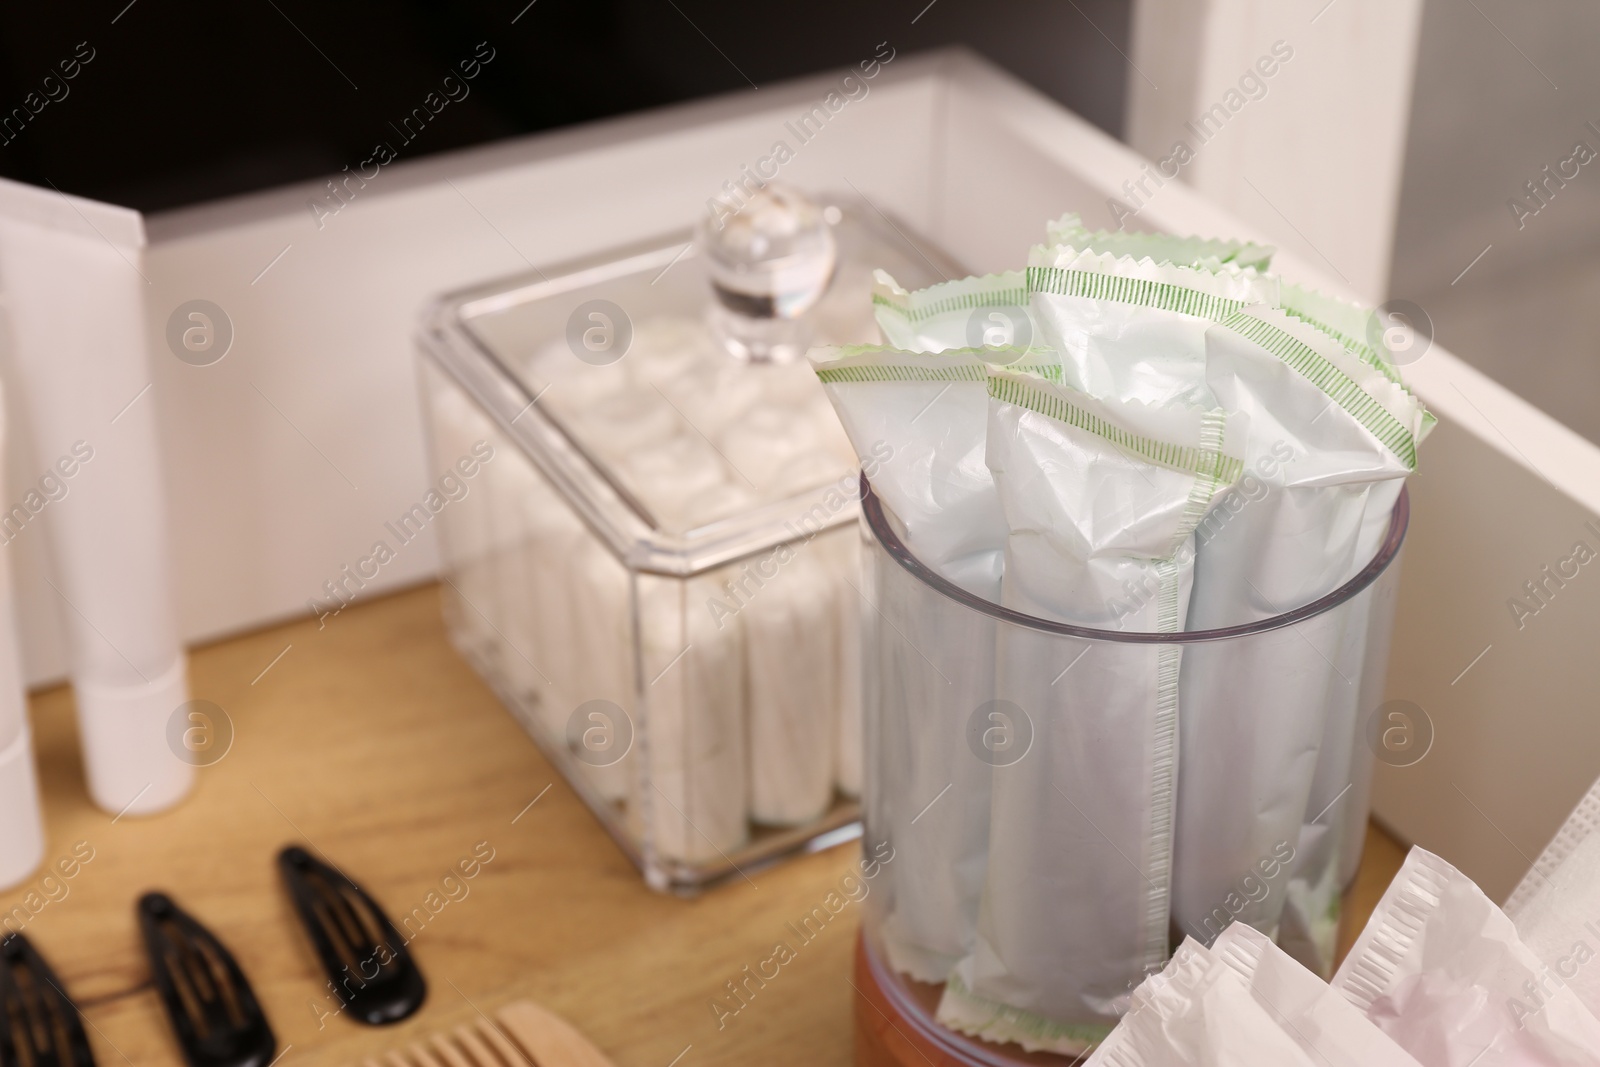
{"left": 872, "top": 269, "right": 1035, "bottom": 356}
{"left": 1026, "top": 242, "right": 1274, "bottom": 408}
{"left": 1210, "top": 921, "right": 1423, "bottom": 1065}
{"left": 813, "top": 279, "right": 1051, "bottom": 978}
{"left": 1021, "top": 230, "right": 1392, "bottom": 970}
{"left": 811, "top": 341, "right": 1052, "bottom": 983}
{"left": 813, "top": 346, "right": 1052, "bottom": 598}
{"left": 1334, "top": 846, "right": 1600, "bottom": 1065}
{"left": 1276, "top": 285, "right": 1438, "bottom": 962}
{"left": 865, "top": 500, "right": 999, "bottom": 983}
{"left": 1173, "top": 304, "right": 1428, "bottom": 953}
{"left": 938, "top": 368, "right": 1244, "bottom": 1053}
{"left": 1506, "top": 776, "right": 1600, "bottom": 1020}
{"left": 1279, "top": 481, "right": 1409, "bottom": 977}
{"left": 1085, "top": 939, "right": 1322, "bottom": 1066}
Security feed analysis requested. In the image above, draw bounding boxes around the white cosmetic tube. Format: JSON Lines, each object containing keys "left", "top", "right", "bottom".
{"left": 0, "top": 184, "right": 191, "bottom": 816}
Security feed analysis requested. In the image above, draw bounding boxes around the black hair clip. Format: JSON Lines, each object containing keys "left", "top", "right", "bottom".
{"left": 277, "top": 846, "right": 425, "bottom": 1025}
{"left": 0, "top": 931, "right": 95, "bottom": 1067}
{"left": 138, "top": 893, "right": 276, "bottom": 1067}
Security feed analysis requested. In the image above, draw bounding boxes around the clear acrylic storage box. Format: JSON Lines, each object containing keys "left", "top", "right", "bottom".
{"left": 415, "top": 194, "right": 960, "bottom": 892}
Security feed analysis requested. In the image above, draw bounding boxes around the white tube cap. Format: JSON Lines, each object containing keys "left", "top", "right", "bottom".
{"left": 74, "top": 657, "right": 195, "bottom": 816}
{"left": 0, "top": 724, "right": 44, "bottom": 890}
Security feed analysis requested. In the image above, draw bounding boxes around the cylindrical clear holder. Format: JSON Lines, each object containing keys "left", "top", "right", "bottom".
{"left": 854, "top": 477, "right": 1408, "bottom": 1065}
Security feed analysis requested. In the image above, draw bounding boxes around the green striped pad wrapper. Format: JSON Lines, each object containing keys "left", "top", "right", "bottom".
{"left": 937, "top": 970, "right": 1113, "bottom": 1057}
{"left": 1026, "top": 265, "right": 1249, "bottom": 323}
{"left": 1044, "top": 215, "right": 1275, "bottom": 271}
{"left": 813, "top": 347, "right": 1060, "bottom": 386}
{"left": 1277, "top": 286, "right": 1438, "bottom": 436}
{"left": 1220, "top": 309, "right": 1419, "bottom": 470}
{"left": 987, "top": 372, "right": 1245, "bottom": 486}
{"left": 1281, "top": 305, "right": 1404, "bottom": 387}
{"left": 871, "top": 278, "right": 1027, "bottom": 324}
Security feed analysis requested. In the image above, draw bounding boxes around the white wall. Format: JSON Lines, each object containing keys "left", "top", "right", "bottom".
{"left": 1, "top": 56, "right": 944, "bottom": 686}
{"left": 1387, "top": 0, "right": 1600, "bottom": 447}
{"left": 1127, "top": 0, "right": 1425, "bottom": 304}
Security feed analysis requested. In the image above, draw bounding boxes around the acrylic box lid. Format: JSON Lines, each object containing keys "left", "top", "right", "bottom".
{"left": 417, "top": 194, "right": 961, "bottom": 576}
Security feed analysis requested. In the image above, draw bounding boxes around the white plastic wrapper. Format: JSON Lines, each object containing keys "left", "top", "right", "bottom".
{"left": 813, "top": 345, "right": 1053, "bottom": 598}
{"left": 1027, "top": 242, "right": 1272, "bottom": 408}
{"left": 1507, "top": 776, "right": 1600, "bottom": 1020}
{"left": 872, "top": 269, "right": 1034, "bottom": 357}
{"left": 1085, "top": 939, "right": 1322, "bottom": 1066}
{"left": 1209, "top": 922, "right": 1422, "bottom": 1065}
{"left": 1277, "top": 286, "right": 1438, "bottom": 964}
{"left": 812, "top": 340, "right": 1055, "bottom": 983}
{"left": 1022, "top": 227, "right": 1393, "bottom": 969}
{"left": 939, "top": 368, "right": 1244, "bottom": 1054}
{"left": 1174, "top": 305, "right": 1428, "bottom": 951}
{"left": 1334, "top": 846, "right": 1600, "bottom": 1065}
{"left": 1280, "top": 479, "right": 1407, "bottom": 977}
{"left": 815, "top": 274, "right": 1044, "bottom": 979}
{"left": 867, "top": 511, "right": 998, "bottom": 983}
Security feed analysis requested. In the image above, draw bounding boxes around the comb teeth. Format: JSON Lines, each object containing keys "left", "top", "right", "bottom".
{"left": 0, "top": 932, "right": 95, "bottom": 1067}
{"left": 349, "top": 1000, "right": 617, "bottom": 1067}
{"left": 370, "top": 1022, "right": 533, "bottom": 1067}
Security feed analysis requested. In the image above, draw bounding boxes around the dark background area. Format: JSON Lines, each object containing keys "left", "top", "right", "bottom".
{"left": 0, "top": 0, "right": 1129, "bottom": 214}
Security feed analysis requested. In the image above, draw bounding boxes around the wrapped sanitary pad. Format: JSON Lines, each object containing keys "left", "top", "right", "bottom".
{"left": 1026, "top": 241, "right": 1272, "bottom": 407}
{"left": 1275, "top": 287, "right": 1435, "bottom": 975}
{"left": 1335, "top": 847, "right": 1600, "bottom": 1065}
{"left": 1084, "top": 939, "right": 1322, "bottom": 1066}
{"left": 1209, "top": 921, "right": 1422, "bottom": 1065}
{"left": 939, "top": 368, "right": 1243, "bottom": 1053}
{"left": 813, "top": 342, "right": 1053, "bottom": 983}
{"left": 1173, "top": 305, "right": 1428, "bottom": 955}
{"left": 813, "top": 271, "right": 1049, "bottom": 981}
{"left": 1085, "top": 928, "right": 1422, "bottom": 1066}
{"left": 872, "top": 270, "right": 1034, "bottom": 357}
{"left": 1507, "top": 776, "right": 1600, "bottom": 1021}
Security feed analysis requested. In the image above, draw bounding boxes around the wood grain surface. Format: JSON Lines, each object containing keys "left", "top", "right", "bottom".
{"left": 5, "top": 584, "right": 1407, "bottom": 1067}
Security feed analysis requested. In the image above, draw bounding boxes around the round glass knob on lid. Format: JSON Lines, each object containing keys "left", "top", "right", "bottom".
{"left": 697, "top": 183, "right": 838, "bottom": 363}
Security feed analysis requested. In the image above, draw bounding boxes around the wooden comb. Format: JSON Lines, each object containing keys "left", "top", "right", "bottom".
{"left": 353, "top": 1000, "right": 615, "bottom": 1067}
